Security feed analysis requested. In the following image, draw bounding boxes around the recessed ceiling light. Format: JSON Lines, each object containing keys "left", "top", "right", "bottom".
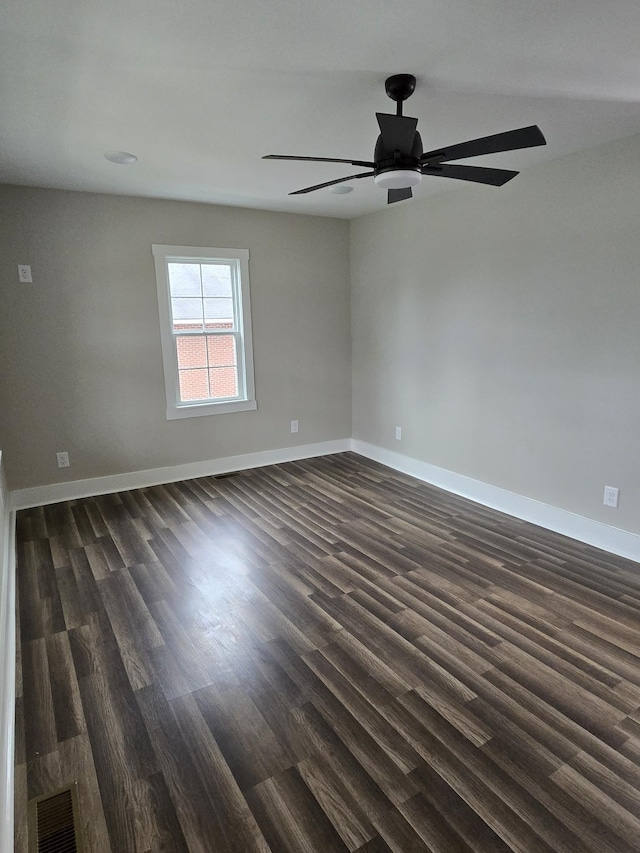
{"left": 331, "top": 185, "right": 353, "bottom": 194}
{"left": 104, "top": 151, "right": 138, "bottom": 165}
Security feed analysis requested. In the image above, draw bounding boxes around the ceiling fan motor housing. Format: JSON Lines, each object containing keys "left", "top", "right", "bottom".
{"left": 373, "top": 130, "right": 423, "bottom": 188}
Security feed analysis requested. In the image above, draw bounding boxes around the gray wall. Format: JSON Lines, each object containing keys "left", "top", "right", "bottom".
{"left": 0, "top": 186, "right": 352, "bottom": 489}
{"left": 351, "top": 134, "right": 640, "bottom": 535}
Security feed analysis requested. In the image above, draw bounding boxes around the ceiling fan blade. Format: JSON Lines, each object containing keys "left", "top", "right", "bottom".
{"left": 289, "top": 171, "right": 374, "bottom": 195}
{"left": 388, "top": 187, "right": 413, "bottom": 204}
{"left": 376, "top": 113, "right": 418, "bottom": 156}
{"left": 264, "top": 154, "right": 374, "bottom": 168}
{"left": 421, "top": 125, "right": 546, "bottom": 164}
{"left": 422, "top": 163, "right": 519, "bottom": 186}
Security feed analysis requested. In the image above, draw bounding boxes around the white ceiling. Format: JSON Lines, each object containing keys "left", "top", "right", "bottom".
{"left": 2, "top": 0, "right": 640, "bottom": 218}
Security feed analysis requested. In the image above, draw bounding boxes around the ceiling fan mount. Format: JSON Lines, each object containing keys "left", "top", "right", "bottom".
{"left": 384, "top": 73, "right": 416, "bottom": 109}
{"left": 264, "top": 75, "right": 546, "bottom": 205}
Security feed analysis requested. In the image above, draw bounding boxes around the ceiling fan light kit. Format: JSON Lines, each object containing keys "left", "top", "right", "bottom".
{"left": 264, "top": 74, "right": 546, "bottom": 205}
{"left": 374, "top": 169, "right": 422, "bottom": 190}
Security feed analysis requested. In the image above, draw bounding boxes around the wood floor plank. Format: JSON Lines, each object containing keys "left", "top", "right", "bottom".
{"left": 14, "top": 452, "right": 640, "bottom": 852}
{"left": 26, "top": 748, "right": 61, "bottom": 802}
{"left": 97, "top": 567, "right": 163, "bottom": 691}
{"left": 170, "top": 693, "right": 272, "bottom": 853}
{"left": 193, "top": 671, "right": 293, "bottom": 791}
{"left": 13, "top": 762, "right": 28, "bottom": 853}
{"left": 368, "top": 801, "right": 434, "bottom": 852}
{"left": 46, "top": 630, "right": 86, "bottom": 743}
{"left": 296, "top": 753, "right": 377, "bottom": 850}
{"left": 245, "top": 766, "right": 349, "bottom": 853}
{"left": 16, "top": 540, "right": 44, "bottom": 643}
{"left": 409, "top": 760, "right": 513, "bottom": 853}
{"left": 550, "top": 762, "right": 640, "bottom": 848}
{"left": 388, "top": 693, "right": 578, "bottom": 853}
{"left": 303, "top": 649, "right": 422, "bottom": 773}
{"left": 21, "top": 638, "right": 57, "bottom": 761}
{"left": 57, "top": 734, "right": 111, "bottom": 853}
{"left": 136, "top": 683, "right": 239, "bottom": 853}
{"left": 478, "top": 733, "right": 635, "bottom": 853}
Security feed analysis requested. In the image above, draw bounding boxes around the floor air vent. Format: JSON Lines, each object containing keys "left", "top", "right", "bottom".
{"left": 214, "top": 471, "right": 242, "bottom": 479}
{"left": 28, "top": 784, "right": 83, "bottom": 853}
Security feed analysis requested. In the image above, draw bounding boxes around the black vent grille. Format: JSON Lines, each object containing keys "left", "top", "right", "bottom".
{"left": 28, "top": 784, "right": 83, "bottom": 853}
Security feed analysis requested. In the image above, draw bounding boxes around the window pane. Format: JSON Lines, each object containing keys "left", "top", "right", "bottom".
{"left": 168, "top": 263, "right": 202, "bottom": 297}
{"left": 172, "top": 298, "right": 204, "bottom": 331}
{"left": 176, "top": 335, "right": 207, "bottom": 370}
{"left": 202, "top": 264, "right": 232, "bottom": 297}
{"left": 178, "top": 368, "right": 209, "bottom": 401}
{"left": 207, "top": 334, "right": 237, "bottom": 368}
{"left": 209, "top": 367, "right": 238, "bottom": 398}
{"left": 204, "top": 297, "right": 234, "bottom": 328}
{"left": 154, "top": 244, "right": 255, "bottom": 416}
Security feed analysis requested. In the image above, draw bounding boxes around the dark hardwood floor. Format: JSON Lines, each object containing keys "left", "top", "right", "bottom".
{"left": 13, "top": 452, "right": 640, "bottom": 852}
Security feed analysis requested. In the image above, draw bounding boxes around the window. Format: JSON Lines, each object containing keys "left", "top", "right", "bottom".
{"left": 152, "top": 245, "right": 256, "bottom": 419}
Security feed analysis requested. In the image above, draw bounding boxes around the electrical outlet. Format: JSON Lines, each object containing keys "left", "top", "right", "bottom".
{"left": 395, "top": 426, "right": 402, "bottom": 441}
{"left": 603, "top": 485, "right": 619, "bottom": 508}
{"left": 18, "top": 264, "right": 32, "bottom": 283}
{"left": 56, "top": 451, "right": 70, "bottom": 469}
{"left": 290, "top": 419, "right": 299, "bottom": 434}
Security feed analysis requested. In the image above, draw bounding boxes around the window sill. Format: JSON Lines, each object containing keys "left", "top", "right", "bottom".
{"left": 167, "top": 399, "right": 257, "bottom": 420}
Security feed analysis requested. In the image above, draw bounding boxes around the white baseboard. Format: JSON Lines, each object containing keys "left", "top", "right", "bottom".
{"left": 0, "top": 483, "right": 15, "bottom": 853}
{"left": 9, "top": 435, "right": 640, "bottom": 562}
{"left": 10, "top": 438, "right": 351, "bottom": 510}
{"left": 352, "top": 439, "right": 640, "bottom": 564}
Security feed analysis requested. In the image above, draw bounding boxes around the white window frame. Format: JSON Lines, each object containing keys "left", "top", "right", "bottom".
{"left": 152, "top": 244, "right": 257, "bottom": 419}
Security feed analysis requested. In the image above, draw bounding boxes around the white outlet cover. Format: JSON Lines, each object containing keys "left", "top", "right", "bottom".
{"left": 395, "top": 426, "right": 402, "bottom": 440}
{"left": 290, "top": 419, "right": 299, "bottom": 434}
{"left": 56, "top": 451, "right": 70, "bottom": 468}
{"left": 18, "top": 264, "right": 32, "bottom": 283}
{"left": 603, "top": 485, "right": 619, "bottom": 508}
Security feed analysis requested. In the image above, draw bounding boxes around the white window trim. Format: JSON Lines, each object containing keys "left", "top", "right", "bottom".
{"left": 152, "top": 244, "right": 257, "bottom": 420}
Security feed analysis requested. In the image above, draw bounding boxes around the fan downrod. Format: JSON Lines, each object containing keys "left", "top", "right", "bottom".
{"left": 385, "top": 74, "right": 416, "bottom": 116}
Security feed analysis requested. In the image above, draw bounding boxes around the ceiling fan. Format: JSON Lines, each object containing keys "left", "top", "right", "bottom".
{"left": 264, "top": 74, "right": 546, "bottom": 204}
